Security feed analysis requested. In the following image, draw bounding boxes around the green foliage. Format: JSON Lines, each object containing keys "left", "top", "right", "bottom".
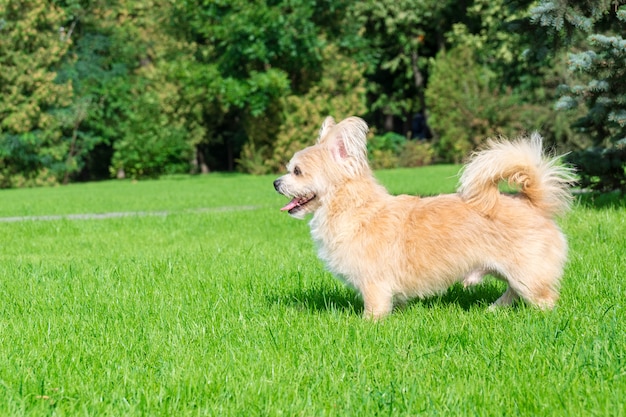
{"left": 110, "top": 91, "right": 193, "bottom": 179}
{"left": 0, "top": 0, "right": 72, "bottom": 187}
{"left": 2, "top": 0, "right": 626, "bottom": 187}
{"left": 426, "top": 47, "right": 547, "bottom": 162}
{"left": 258, "top": 43, "right": 368, "bottom": 174}
{"left": 369, "top": 132, "right": 406, "bottom": 154}
{"left": 532, "top": 0, "right": 626, "bottom": 190}
{"left": 171, "top": 0, "right": 332, "bottom": 172}
{"left": 548, "top": 4, "right": 626, "bottom": 146}
{"left": 55, "top": 29, "right": 131, "bottom": 182}
{"left": 399, "top": 140, "right": 436, "bottom": 168}
{"left": 368, "top": 132, "right": 406, "bottom": 169}
{"left": 449, "top": 0, "right": 552, "bottom": 94}
{"left": 350, "top": 0, "right": 462, "bottom": 130}
{"left": 566, "top": 146, "right": 626, "bottom": 191}
{"left": 176, "top": 0, "right": 326, "bottom": 89}
{"left": 426, "top": 49, "right": 489, "bottom": 162}
{"left": 368, "top": 132, "right": 434, "bottom": 169}
{"left": 530, "top": 0, "right": 612, "bottom": 34}
{"left": 237, "top": 142, "right": 272, "bottom": 175}
{"left": 85, "top": 0, "right": 202, "bottom": 179}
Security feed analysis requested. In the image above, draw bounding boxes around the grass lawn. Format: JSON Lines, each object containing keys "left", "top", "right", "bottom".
{"left": 0, "top": 166, "right": 624, "bottom": 416}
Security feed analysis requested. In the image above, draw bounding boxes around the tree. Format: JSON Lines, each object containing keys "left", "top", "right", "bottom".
{"left": 531, "top": 0, "right": 626, "bottom": 191}
{"left": 54, "top": 0, "right": 199, "bottom": 180}
{"left": 448, "top": 0, "right": 548, "bottom": 93}
{"left": 169, "top": 0, "right": 347, "bottom": 172}
{"left": 426, "top": 47, "right": 549, "bottom": 162}
{"left": 0, "top": 0, "right": 73, "bottom": 187}
{"left": 241, "top": 43, "right": 368, "bottom": 174}
{"left": 348, "top": 0, "right": 464, "bottom": 135}
{"left": 55, "top": 26, "right": 130, "bottom": 181}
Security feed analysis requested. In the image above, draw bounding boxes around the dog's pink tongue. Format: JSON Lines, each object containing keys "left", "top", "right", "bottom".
{"left": 280, "top": 199, "right": 299, "bottom": 212}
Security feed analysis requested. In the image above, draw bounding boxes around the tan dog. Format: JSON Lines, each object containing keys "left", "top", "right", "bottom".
{"left": 274, "top": 116, "right": 574, "bottom": 319}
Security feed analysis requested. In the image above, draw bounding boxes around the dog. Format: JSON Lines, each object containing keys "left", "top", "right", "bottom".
{"left": 273, "top": 116, "right": 574, "bottom": 319}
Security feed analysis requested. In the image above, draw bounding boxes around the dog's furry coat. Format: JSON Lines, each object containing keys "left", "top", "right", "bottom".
{"left": 274, "top": 116, "right": 574, "bottom": 318}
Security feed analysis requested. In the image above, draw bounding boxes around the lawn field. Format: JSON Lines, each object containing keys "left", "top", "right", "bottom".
{"left": 0, "top": 166, "right": 624, "bottom": 416}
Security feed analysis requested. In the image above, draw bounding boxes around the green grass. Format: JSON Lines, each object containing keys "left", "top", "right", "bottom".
{"left": 0, "top": 166, "right": 624, "bottom": 416}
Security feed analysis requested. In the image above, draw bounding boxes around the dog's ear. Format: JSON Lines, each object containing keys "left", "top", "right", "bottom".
{"left": 334, "top": 117, "right": 369, "bottom": 157}
{"left": 325, "top": 117, "right": 369, "bottom": 173}
{"left": 317, "top": 116, "right": 336, "bottom": 143}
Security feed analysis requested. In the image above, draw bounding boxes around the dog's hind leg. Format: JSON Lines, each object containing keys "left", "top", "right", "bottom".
{"left": 515, "top": 280, "right": 559, "bottom": 310}
{"left": 490, "top": 266, "right": 560, "bottom": 311}
{"left": 361, "top": 282, "right": 393, "bottom": 320}
{"left": 497, "top": 231, "right": 565, "bottom": 310}
{"left": 488, "top": 287, "right": 520, "bottom": 311}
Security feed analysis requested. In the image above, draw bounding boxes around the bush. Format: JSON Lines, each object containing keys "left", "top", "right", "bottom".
{"left": 110, "top": 117, "right": 192, "bottom": 179}
{"left": 237, "top": 142, "right": 272, "bottom": 175}
{"left": 367, "top": 132, "right": 404, "bottom": 169}
{"left": 398, "top": 140, "right": 435, "bottom": 167}
{"left": 566, "top": 146, "right": 626, "bottom": 192}
{"left": 368, "top": 132, "right": 405, "bottom": 154}
{"left": 368, "top": 132, "right": 434, "bottom": 169}
{"left": 259, "top": 44, "right": 368, "bottom": 174}
{"left": 426, "top": 47, "right": 548, "bottom": 163}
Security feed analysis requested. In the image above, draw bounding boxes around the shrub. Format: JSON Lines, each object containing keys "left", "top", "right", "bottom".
{"left": 237, "top": 142, "right": 272, "bottom": 175}
{"left": 259, "top": 44, "right": 368, "bottom": 174}
{"left": 426, "top": 47, "right": 547, "bottom": 163}
{"left": 398, "top": 140, "right": 435, "bottom": 167}
{"left": 368, "top": 132, "right": 405, "bottom": 154}
{"left": 367, "top": 132, "right": 403, "bottom": 169}
{"left": 566, "top": 145, "right": 626, "bottom": 192}
{"left": 368, "top": 132, "right": 434, "bottom": 169}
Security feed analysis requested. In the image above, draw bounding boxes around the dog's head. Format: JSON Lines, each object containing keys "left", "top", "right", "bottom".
{"left": 273, "top": 116, "right": 370, "bottom": 219}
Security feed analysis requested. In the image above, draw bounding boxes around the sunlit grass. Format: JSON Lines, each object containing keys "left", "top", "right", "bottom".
{"left": 0, "top": 167, "right": 624, "bottom": 416}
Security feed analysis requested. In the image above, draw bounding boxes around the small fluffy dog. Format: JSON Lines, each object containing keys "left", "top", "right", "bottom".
{"left": 274, "top": 116, "right": 574, "bottom": 319}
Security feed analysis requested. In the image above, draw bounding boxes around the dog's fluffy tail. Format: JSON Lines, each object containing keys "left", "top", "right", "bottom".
{"left": 458, "top": 133, "right": 575, "bottom": 218}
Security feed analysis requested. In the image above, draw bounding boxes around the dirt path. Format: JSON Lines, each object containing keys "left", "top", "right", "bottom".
{"left": 0, "top": 205, "right": 262, "bottom": 223}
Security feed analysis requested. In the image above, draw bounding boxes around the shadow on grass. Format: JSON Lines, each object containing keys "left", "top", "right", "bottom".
{"left": 411, "top": 283, "right": 504, "bottom": 311}
{"left": 269, "top": 281, "right": 507, "bottom": 316}
{"left": 268, "top": 285, "right": 363, "bottom": 315}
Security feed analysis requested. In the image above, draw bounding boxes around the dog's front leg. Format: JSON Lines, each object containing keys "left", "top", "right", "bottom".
{"left": 361, "top": 282, "right": 393, "bottom": 320}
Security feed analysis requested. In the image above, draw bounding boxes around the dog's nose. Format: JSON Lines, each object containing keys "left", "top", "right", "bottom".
{"left": 273, "top": 179, "right": 281, "bottom": 191}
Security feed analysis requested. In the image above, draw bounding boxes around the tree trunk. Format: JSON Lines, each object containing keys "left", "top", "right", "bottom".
{"left": 196, "top": 146, "right": 210, "bottom": 174}
{"left": 384, "top": 112, "right": 394, "bottom": 132}
{"left": 411, "top": 49, "right": 426, "bottom": 112}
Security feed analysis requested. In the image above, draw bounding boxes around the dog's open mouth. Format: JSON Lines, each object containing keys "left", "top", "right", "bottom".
{"left": 280, "top": 193, "right": 316, "bottom": 214}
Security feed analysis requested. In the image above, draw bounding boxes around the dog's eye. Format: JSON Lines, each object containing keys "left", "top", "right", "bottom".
{"left": 293, "top": 166, "right": 302, "bottom": 176}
